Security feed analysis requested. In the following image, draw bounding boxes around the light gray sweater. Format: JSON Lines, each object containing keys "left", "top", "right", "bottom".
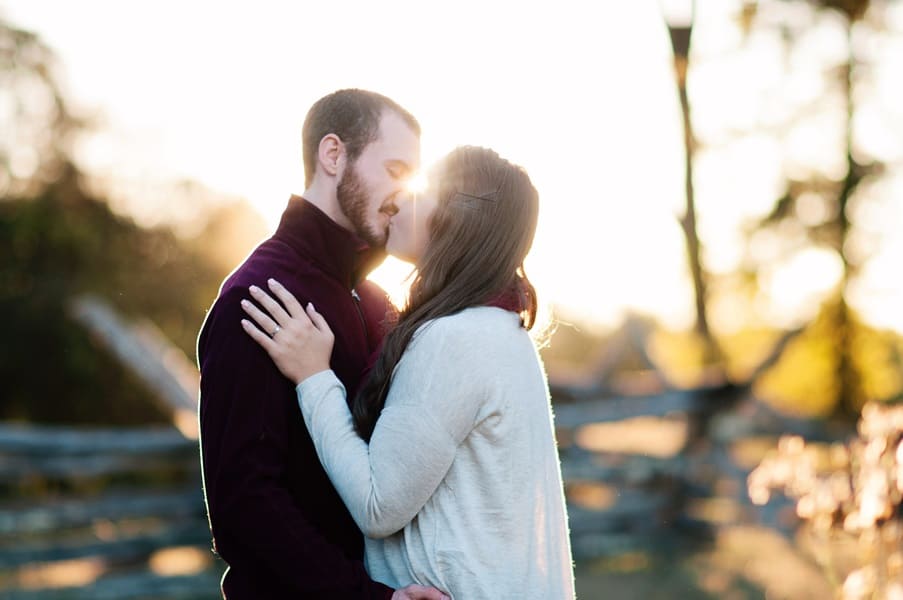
{"left": 296, "top": 306, "right": 575, "bottom": 599}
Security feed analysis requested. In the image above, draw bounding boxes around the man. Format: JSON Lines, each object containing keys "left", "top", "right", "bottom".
{"left": 198, "top": 89, "right": 446, "bottom": 599}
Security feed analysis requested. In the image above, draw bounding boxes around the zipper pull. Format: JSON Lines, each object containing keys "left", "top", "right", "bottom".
{"left": 351, "top": 287, "right": 370, "bottom": 347}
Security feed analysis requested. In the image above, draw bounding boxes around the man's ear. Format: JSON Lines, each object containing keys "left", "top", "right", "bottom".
{"left": 317, "top": 134, "right": 345, "bottom": 178}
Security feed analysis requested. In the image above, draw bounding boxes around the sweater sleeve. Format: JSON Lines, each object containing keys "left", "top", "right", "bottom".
{"left": 296, "top": 319, "right": 486, "bottom": 539}
{"left": 198, "top": 287, "right": 394, "bottom": 599}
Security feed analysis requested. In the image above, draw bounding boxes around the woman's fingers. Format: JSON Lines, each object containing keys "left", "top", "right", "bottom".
{"left": 267, "top": 279, "right": 304, "bottom": 317}
{"left": 249, "top": 285, "right": 291, "bottom": 326}
{"left": 241, "top": 318, "right": 277, "bottom": 353}
{"left": 240, "top": 298, "right": 280, "bottom": 337}
{"left": 239, "top": 295, "right": 333, "bottom": 385}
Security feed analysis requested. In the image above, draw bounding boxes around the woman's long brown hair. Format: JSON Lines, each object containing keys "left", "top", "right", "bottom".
{"left": 352, "top": 146, "right": 540, "bottom": 442}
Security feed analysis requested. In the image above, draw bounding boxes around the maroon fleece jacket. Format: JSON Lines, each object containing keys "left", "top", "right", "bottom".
{"left": 197, "top": 195, "right": 395, "bottom": 599}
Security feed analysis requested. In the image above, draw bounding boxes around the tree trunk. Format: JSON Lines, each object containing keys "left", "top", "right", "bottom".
{"left": 835, "top": 24, "right": 860, "bottom": 418}
{"left": 668, "top": 15, "right": 723, "bottom": 374}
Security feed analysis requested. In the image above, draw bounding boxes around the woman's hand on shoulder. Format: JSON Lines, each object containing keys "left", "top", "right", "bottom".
{"left": 239, "top": 278, "right": 334, "bottom": 385}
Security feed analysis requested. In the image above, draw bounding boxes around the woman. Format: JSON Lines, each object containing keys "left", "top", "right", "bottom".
{"left": 240, "top": 146, "right": 575, "bottom": 599}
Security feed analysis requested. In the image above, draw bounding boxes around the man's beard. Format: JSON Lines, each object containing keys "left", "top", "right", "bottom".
{"left": 337, "top": 163, "right": 386, "bottom": 247}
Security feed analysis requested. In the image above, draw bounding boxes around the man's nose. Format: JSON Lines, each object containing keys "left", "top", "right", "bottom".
{"left": 389, "top": 191, "right": 416, "bottom": 215}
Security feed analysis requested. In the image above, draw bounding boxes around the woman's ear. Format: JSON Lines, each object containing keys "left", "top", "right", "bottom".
{"left": 317, "top": 134, "right": 345, "bottom": 179}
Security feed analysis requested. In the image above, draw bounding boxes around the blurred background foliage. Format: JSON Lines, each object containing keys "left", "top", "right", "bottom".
{"left": 0, "top": 17, "right": 268, "bottom": 425}
{"left": 3, "top": 3, "right": 903, "bottom": 425}
{"left": 642, "top": 0, "right": 903, "bottom": 421}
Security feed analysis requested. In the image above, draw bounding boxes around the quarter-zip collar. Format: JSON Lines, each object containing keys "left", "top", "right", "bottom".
{"left": 274, "top": 195, "right": 386, "bottom": 288}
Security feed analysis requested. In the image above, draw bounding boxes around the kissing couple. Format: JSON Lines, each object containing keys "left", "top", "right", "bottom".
{"left": 198, "top": 88, "right": 575, "bottom": 599}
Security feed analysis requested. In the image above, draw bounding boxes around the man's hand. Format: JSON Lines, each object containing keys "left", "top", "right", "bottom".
{"left": 392, "top": 584, "right": 450, "bottom": 600}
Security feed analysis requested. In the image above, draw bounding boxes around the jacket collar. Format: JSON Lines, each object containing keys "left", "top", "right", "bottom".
{"left": 273, "top": 195, "right": 386, "bottom": 288}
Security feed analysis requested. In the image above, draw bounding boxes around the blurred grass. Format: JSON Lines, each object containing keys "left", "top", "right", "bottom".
{"left": 575, "top": 524, "right": 833, "bottom": 599}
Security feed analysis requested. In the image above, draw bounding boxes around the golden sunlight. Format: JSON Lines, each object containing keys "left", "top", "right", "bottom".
{"left": 369, "top": 257, "right": 416, "bottom": 309}
{"left": 405, "top": 170, "right": 428, "bottom": 194}
{"left": 6, "top": 0, "right": 903, "bottom": 335}
{"left": 148, "top": 546, "right": 213, "bottom": 577}
{"left": 16, "top": 558, "right": 105, "bottom": 590}
{"left": 575, "top": 416, "right": 689, "bottom": 459}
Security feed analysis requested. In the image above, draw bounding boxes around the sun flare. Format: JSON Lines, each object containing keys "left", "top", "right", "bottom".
{"left": 405, "top": 171, "right": 428, "bottom": 194}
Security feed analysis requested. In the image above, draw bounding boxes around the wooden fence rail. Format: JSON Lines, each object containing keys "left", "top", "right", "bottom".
{"left": 0, "top": 387, "right": 842, "bottom": 598}
{"left": 0, "top": 424, "right": 194, "bottom": 455}
{"left": 0, "top": 423, "right": 217, "bottom": 599}
{"left": 0, "top": 298, "right": 839, "bottom": 597}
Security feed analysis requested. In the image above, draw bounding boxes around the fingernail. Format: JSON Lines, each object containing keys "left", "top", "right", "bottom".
{"left": 241, "top": 299, "right": 249, "bottom": 307}
{"left": 249, "top": 285, "right": 259, "bottom": 293}
{"left": 307, "top": 302, "right": 314, "bottom": 310}
{"left": 240, "top": 319, "right": 248, "bottom": 326}
{"left": 268, "top": 278, "right": 278, "bottom": 286}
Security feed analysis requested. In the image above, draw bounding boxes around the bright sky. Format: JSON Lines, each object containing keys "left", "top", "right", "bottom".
{"left": 5, "top": 0, "right": 903, "bottom": 333}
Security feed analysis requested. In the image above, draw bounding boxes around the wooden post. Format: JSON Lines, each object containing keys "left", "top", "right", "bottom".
{"left": 68, "top": 295, "right": 200, "bottom": 439}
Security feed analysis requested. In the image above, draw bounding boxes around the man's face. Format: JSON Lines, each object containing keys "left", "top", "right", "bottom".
{"left": 337, "top": 111, "right": 420, "bottom": 247}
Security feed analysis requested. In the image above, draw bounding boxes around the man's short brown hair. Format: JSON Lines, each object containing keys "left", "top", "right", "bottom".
{"left": 302, "top": 89, "right": 420, "bottom": 187}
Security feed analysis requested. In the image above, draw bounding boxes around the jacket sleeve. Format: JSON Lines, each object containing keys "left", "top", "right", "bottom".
{"left": 296, "top": 319, "right": 485, "bottom": 539}
{"left": 198, "top": 287, "right": 394, "bottom": 599}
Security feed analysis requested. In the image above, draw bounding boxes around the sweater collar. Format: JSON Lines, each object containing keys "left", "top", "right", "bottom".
{"left": 273, "top": 195, "right": 386, "bottom": 288}
{"left": 486, "top": 277, "right": 528, "bottom": 314}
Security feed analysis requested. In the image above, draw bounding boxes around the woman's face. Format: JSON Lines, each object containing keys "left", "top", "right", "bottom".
{"left": 385, "top": 183, "right": 439, "bottom": 264}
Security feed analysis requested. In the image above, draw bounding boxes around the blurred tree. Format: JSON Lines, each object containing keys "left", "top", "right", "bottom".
{"left": 0, "top": 17, "right": 83, "bottom": 198}
{"left": 738, "top": 0, "right": 899, "bottom": 417}
{"left": 0, "top": 15, "right": 265, "bottom": 424}
{"left": 186, "top": 193, "right": 270, "bottom": 275}
{"left": 661, "top": 0, "right": 726, "bottom": 380}
{"left": 0, "top": 162, "right": 231, "bottom": 424}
